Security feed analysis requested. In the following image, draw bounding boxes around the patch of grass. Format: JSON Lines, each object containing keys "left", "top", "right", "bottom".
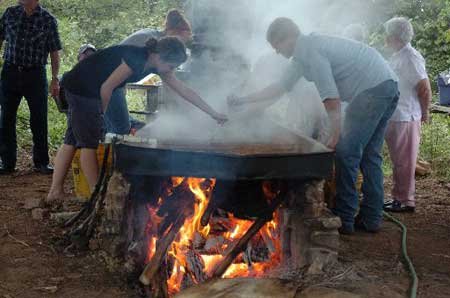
{"left": 420, "top": 114, "right": 450, "bottom": 180}
{"left": 15, "top": 97, "right": 66, "bottom": 154}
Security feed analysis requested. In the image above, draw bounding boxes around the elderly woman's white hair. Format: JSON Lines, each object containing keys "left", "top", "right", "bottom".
{"left": 385, "top": 17, "right": 414, "bottom": 45}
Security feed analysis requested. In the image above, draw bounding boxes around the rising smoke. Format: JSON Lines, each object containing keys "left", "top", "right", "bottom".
{"left": 137, "top": 0, "right": 391, "bottom": 150}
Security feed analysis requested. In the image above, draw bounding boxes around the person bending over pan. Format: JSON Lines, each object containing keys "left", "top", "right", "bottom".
{"left": 228, "top": 17, "right": 399, "bottom": 235}
{"left": 55, "top": 37, "right": 227, "bottom": 194}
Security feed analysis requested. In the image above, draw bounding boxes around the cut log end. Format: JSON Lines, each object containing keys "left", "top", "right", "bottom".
{"left": 139, "top": 274, "right": 151, "bottom": 286}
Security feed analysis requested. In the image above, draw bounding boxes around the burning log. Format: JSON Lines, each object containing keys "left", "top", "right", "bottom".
{"left": 185, "top": 250, "right": 208, "bottom": 284}
{"left": 192, "top": 232, "right": 206, "bottom": 250}
{"left": 211, "top": 217, "right": 268, "bottom": 278}
{"left": 200, "top": 198, "right": 216, "bottom": 227}
{"left": 150, "top": 263, "right": 169, "bottom": 298}
{"left": 259, "top": 228, "right": 275, "bottom": 254}
{"left": 140, "top": 213, "right": 187, "bottom": 286}
{"left": 141, "top": 179, "right": 197, "bottom": 286}
{"left": 209, "top": 216, "right": 233, "bottom": 233}
{"left": 210, "top": 188, "right": 287, "bottom": 278}
{"left": 157, "top": 180, "right": 195, "bottom": 237}
{"left": 242, "top": 242, "right": 253, "bottom": 267}
{"left": 199, "top": 180, "right": 218, "bottom": 227}
{"left": 203, "top": 236, "right": 226, "bottom": 254}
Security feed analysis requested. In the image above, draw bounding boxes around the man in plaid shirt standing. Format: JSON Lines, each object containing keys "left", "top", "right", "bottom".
{"left": 0, "top": 0, "right": 61, "bottom": 174}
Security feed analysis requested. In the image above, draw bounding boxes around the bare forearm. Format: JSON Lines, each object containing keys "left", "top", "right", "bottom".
{"left": 324, "top": 98, "right": 340, "bottom": 121}
{"left": 417, "top": 79, "right": 431, "bottom": 114}
{"left": 100, "top": 86, "right": 112, "bottom": 112}
{"left": 50, "top": 51, "right": 60, "bottom": 78}
{"left": 176, "top": 84, "right": 217, "bottom": 116}
{"left": 244, "top": 83, "right": 285, "bottom": 104}
{"left": 323, "top": 98, "right": 341, "bottom": 149}
{"left": 163, "top": 73, "right": 218, "bottom": 117}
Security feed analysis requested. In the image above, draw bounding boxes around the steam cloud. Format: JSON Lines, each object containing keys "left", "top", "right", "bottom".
{"left": 137, "top": 0, "right": 390, "bottom": 151}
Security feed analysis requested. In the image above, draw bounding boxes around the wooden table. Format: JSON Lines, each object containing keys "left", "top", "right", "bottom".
{"left": 431, "top": 103, "right": 450, "bottom": 116}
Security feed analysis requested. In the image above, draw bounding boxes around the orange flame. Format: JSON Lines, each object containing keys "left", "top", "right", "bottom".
{"left": 145, "top": 177, "right": 281, "bottom": 295}
{"left": 145, "top": 205, "right": 162, "bottom": 263}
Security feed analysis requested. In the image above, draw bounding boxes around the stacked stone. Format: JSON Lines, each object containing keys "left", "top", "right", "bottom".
{"left": 281, "top": 180, "right": 341, "bottom": 274}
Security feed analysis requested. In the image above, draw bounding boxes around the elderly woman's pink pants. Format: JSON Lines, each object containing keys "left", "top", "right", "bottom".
{"left": 385, "top": 120, "right": 421, "bottom": 207}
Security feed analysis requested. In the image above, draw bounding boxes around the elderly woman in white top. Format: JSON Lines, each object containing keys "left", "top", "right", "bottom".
{"left": 384, "top": 17, "right": 432, "bottom": 213}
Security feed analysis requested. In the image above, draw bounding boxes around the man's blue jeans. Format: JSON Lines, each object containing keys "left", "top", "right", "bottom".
{"left": 334, "top": 80, "right": 399, "bottom": 232}
{"left": 104, "top": 87, "right": 131, "bottom": 134}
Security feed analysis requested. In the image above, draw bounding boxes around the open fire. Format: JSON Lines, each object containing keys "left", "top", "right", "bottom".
{"left": 65, "top": 140, "right": 338, "bottom": 298}
{"left": 142, "top": 177, "right": 282, "bottom": 296}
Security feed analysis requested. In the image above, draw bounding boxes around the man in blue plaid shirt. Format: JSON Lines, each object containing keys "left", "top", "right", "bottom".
{"left": 0, "top": 0, "right": 62, "bottom": 174}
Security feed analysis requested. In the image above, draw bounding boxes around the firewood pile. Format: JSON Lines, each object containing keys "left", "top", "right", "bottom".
{"left": 62, "top": 163, "right": 340, "bottom": 298}
{"left": 135, "top": 178, "right": 286, "bottom": 297}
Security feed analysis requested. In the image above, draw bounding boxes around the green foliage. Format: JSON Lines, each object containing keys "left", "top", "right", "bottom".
{"left": 400, "top": 0, "right": 450, "bottom": 91}
{"left": 420, "top": 114, "right": 450, "bottom": 180}
{"left": 369, "top": 0, "right": 450, "bottom": 92}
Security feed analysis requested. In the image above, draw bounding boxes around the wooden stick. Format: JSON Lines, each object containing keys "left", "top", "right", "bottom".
{"left": 185, "top": 250, "right": 208, "bottom": 284}
{"left": 200, "top": 196, "right": 216, "bottom": 227}
{"left": 139, "top": 214, "right": 186, "bottom": 286}
{"left": 149, "top": 263, "right": 169, "bottom": 298}
{"left": 67, "top": 147, "right": 114, "bottom": 245}
{"left": 211, "top": 190, "right": 287, "bottom": 278}
{"left": 211, "top": 216, "right": 268, "bottom": 278}
{"left": 64, "top": 144, "right": 111, "bottom": 228}
{"left": 259, "top": 227, "right": 275, "bottom": 254}
{"left": 63, "top": 202, "right": 90, "bottom": 228}
{"left": 3, "top": 224, "right": 30, "bottom": 248}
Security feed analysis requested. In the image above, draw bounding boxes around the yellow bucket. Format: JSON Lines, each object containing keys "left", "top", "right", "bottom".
{"left": 72, "top": 144, "right": 112, "bottom": 199}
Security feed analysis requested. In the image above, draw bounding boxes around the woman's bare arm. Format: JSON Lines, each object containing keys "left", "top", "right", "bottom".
{"left": 161, "top": 71, "right": 228, "bottom": 124}
{"left": 100, "top": 61, "right": 133, "bottom": 112}
{"left": 228, "top": 82, "right": 286, "bottom": 107}
{"left": 416, "top": 78, "right": 432, "bottom": 123}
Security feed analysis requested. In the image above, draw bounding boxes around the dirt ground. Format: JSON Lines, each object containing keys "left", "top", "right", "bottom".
{"left": 1, "top": 154, "right": 450, "bottom": 298}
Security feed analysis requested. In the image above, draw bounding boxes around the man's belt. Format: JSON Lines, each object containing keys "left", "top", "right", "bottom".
{"left": 4, "top": 63, "right": 45, "bottom": 71}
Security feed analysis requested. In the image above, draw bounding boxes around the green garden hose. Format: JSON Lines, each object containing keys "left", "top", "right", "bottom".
{"left": 383, "top": 211, "right": 418, "bottom": 298}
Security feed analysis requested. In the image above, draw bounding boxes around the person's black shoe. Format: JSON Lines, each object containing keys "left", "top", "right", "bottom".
{"left": 384, "top": 199, "right": 395, "bottom": 207}
{"left": 34, "top": 164, "right": 54, "bottom": 175}
{"left": 0, "top": 166, "right": 15, "bottom": 175}
{"left": 383, "top": 200, "right": 415, "bottom": 213}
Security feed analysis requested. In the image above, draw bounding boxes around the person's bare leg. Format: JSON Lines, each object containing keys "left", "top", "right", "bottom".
{"left": 80, "top": 148, "right": 99, "bottom": 191}
{"left": 47, "top": 144, "right": 76, "bottom": 201}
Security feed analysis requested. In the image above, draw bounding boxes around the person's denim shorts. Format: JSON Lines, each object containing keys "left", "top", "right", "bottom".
{"left": 64, "top": 90, "right": 104, "bottom": 149}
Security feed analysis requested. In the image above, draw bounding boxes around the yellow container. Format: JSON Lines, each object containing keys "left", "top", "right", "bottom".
{"left": 72, "top": 144, "right": 112, "bottom": 199}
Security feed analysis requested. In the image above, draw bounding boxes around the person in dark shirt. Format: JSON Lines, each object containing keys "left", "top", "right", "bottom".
{"left": 47, "top": 44, "right": 97, "bottom": 202}
{"left": 0, "top": 0, "right": 62, "bottom": 175}
{"left": 55, "top": 37, "right": 227, "bottom": 193}
{"left": 105, "top": 9, "right": 192, "bottom": 134}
